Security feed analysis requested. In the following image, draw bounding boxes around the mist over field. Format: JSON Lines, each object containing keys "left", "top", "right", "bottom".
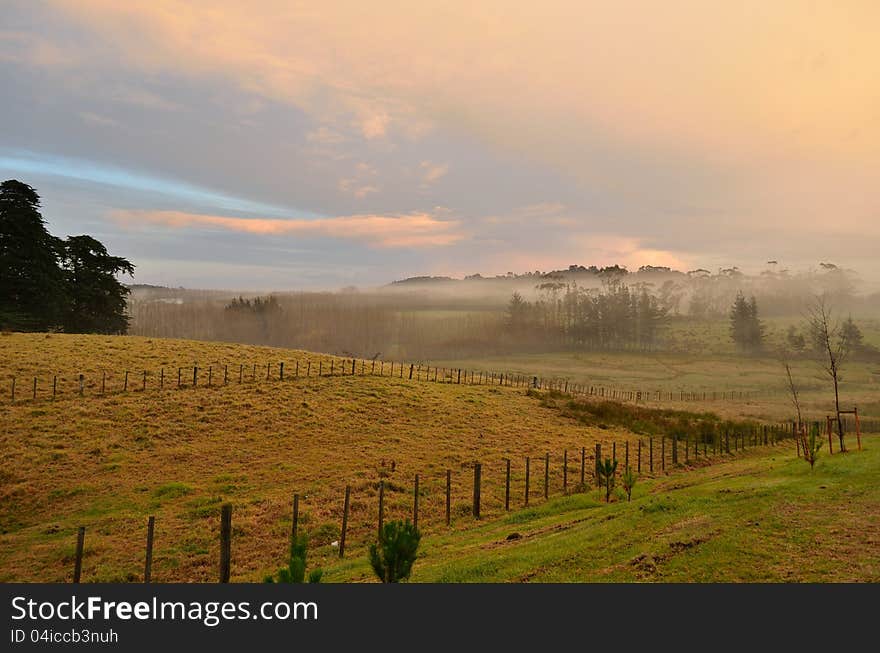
{"left": 128, "top": 263, "right": 880, "bottom": 361}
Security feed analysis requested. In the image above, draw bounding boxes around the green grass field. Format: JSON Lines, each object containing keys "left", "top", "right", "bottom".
{"left": 434, "top": 350, "right": 880, "bottom": 422}
{"left": 326, "top": 439, "right": 880, "bottom": 582}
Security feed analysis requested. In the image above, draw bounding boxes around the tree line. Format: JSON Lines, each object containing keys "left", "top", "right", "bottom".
{"left": 504, "top": 281, "right": 667, "bottom": 351}
{"left": 0, "top": 180, "right": 134, "bottom": 333}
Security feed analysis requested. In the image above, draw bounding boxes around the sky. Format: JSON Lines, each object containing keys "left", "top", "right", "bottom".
{"left": 1, "top": 1, "right": 878, "bottom": 289}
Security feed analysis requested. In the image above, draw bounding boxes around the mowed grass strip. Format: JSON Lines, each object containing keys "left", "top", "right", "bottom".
{"left": 325, "top": 440, "right": 880, "bottom": 582}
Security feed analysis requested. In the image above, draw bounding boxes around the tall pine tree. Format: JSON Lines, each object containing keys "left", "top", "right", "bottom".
{"left": 0, "top": 180, "right": 66, "bottom": 330}
{"left": 61, "top": 235, "right": 135, "bottom": 334}
{"left": 729, "top": 291, "right": 764, "bottom": 353}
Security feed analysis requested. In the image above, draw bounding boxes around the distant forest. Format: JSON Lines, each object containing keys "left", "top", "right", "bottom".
{"left": 128, "top": 263, "right": 880, "bottom": 360}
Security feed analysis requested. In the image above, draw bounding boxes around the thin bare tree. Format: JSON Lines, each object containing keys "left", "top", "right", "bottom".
{"left": 780, "top": 353, "right": 803, "bottom": 431}
{"left": 806, "top": 295, "right": 849, "bottom": 451}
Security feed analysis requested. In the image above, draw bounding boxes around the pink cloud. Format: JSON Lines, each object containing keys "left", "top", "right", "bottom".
{"left": 111, "top": 209, "right": 464, "bottom": 248}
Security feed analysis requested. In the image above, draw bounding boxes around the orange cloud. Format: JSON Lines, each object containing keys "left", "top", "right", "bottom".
{"left": 111, "top": 209, "right": 465, "bottom": 248}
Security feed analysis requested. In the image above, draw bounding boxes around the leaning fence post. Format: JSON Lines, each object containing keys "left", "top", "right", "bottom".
{"left": 144, "top": 516, "right": 155, "bottom": 583}
{"left": 219, "top": 504, "right": 232, "bottom": 583}
{"left": 339, "top": 485, "right": 350, "bottom": 558}
{"left": 73, "top": 526, "right": 85, "bottom": 583}
{"left": 473, "top": 463, "right": 482, "bottom": 519}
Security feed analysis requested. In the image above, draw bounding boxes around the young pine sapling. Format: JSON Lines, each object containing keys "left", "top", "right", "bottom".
{"left": 596, "top": 457, "right": 618, "bottom": 503}
{"left": 265, "top": 533, "right": 322, "bottom": 583}
{"left": 621, "top": 465, "right": 637, "bottom": 502}
{"left": 369, "top": 520, "right": 421, "bottom": 583}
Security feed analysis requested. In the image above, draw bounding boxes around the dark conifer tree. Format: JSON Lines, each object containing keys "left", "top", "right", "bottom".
{"left": 0, "top": 180, "right": 67, "bottom": 330}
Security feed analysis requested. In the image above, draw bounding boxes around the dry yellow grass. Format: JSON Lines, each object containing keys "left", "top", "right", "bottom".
{"left": 1, "top": 333, "right": 657, "bottom": 582}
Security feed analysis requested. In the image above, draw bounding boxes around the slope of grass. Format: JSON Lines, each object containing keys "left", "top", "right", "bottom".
{"left": 326, "top": 441, "right": 880, "bottom": 582}
{"left": 1, "top": 334, "right": 652, "bottom": 582}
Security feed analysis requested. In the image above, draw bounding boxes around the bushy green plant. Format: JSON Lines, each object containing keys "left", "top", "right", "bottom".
{"left": 621, "top": 465, "right": 637, "bottom": 502}
{"left": 597, "top": 457, "right": 618, "bottom": 503}
{"left": 265, "top": 533, "right": 322, "bottom": 583}
{"left": 800, "top": 423, "right": 822, "bottom": 471}
{"left": 369, "top": 520, "right": 421, "bottom": 583}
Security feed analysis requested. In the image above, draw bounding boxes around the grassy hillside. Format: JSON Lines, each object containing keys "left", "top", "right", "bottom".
{"left": 1, "top": 334, "right": 647, "bottom": 582}
{"left": 2, "top": 333, "right": 873, "bottom": 583}
{"left": 327, "top": 440, "right": 880, "bottom": 582}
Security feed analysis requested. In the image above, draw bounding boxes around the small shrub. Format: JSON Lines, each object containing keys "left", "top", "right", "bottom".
{"left": 369, "top": 520, "right": 421, "bottom": 583}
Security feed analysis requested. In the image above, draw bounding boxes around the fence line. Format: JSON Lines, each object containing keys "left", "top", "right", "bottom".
{"left": 61, "top": 423, "right": 849, "bottom": 583}
{"left": 3, "top": 354, "right": 802, "bottom": 409}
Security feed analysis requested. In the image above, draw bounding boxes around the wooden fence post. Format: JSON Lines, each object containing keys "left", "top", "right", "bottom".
{"left": 413, "top": 474, "right": 420, "bottom": 530}
{"left": 292, "top": 494, "right": 300, "bottom": 544}
{"left": 79, "top": 374, "right": 84, "bottom": 396}
{"left": 144, "top": 516, "right": 155, "bottom": 583}
{"left": 339, "top": 486, "right": 350, "bottom": 558}
{"left": 637, "top": 439, "right": 642, "bottom": 472}
{"left": 595, "top": 443, "right": 602, "bottom": 486}
{"left": 219, "top": 503, "right": 232, "bottom": 583}
{"left": 377, "top": 482, "right": 385, "bottom": 540}
{"left": 445, "top": 470, "right": 451, "bottom": 526}
{"left": 193, "top": 366, "right": 198, "bottom": 386}
{"left": 625, "top": 441, "right": 630, "bottom": 470}
{"left": 544, "top": 452, "right": 550, "bottom": 499}
{"left": 855, "top": 407, "right": 862, "bottom": 451}
{"left": 580, "top": 447, "right": 586, "bottom": 488}
{"left": 473, "top": 463, "right": 481, "bottom": 519}
{"left": 826, "top": 416, "right": 834, "bottom": 455}
{"left": 563, "top": 450, "right": 568, "bottom": 493}
{"left": 504, "top": 458, "right": 511, "bottom": 511}
{"left": 649, "top": 437, "right": 654, "bottom": 472}
{"left": 280, "top": 362, "right": 284, "bottom": 381}
{"left": 53, "top": 375, "right": 57, "bottom": 399}
{"left": 10, "top": 376, "right": 14, "bottom": 402}
{"left": 662, "top": 437, "right": 666, "bottom": 470}
{"left": 525, "top": 457, "right": 530, "bottom": 506}
{"left": 73, "top": 526, "right": 85, "bottom": 583}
